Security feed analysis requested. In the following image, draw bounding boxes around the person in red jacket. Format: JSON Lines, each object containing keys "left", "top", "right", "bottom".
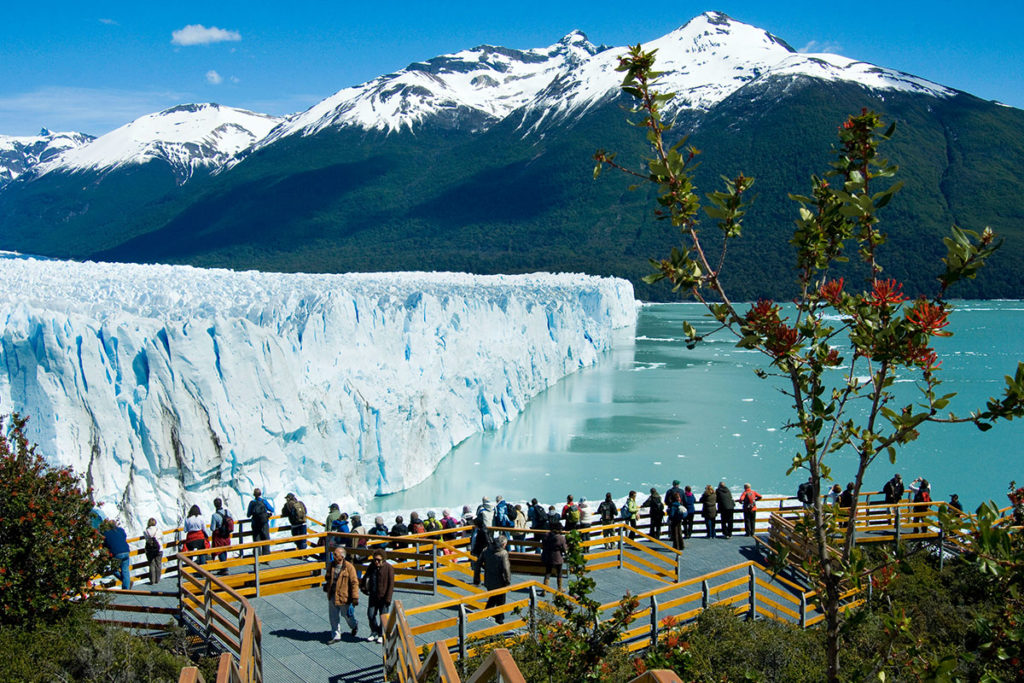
{"left": 325, "top": 547, "right": 359, "bottom": 643}
{"left": 738, "top": 483, "right": 763, "bottom": 537}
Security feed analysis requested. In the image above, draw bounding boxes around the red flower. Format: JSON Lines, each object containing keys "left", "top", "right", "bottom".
{"left": 905, "top": 298, "right": 951, "bottom": 337}
{"left": 746, "top": 299, "right": 781, "bottom": 325}
{"left": 819, "top": 278, "right": 845, "bottom": 306}
{"left": 869, "top": 279, "right": 907, "bottom": 307}
{"left": 765, "top": 323, "right": 799, "bottom": 357}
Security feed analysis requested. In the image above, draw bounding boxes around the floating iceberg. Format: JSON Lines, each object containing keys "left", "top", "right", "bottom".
{"left": 0, "top": 256, "right": 636, "bottom": 530}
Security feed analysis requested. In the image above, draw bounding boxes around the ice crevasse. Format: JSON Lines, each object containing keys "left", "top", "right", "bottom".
{"left": 0, "top": 256, "right": 637, "bottom": 530}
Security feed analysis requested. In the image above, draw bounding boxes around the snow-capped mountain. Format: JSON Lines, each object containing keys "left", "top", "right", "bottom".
{"left": 0, "top": 255, "right": 636, "bottom": 530}
{"left": 0, "top": 129, "right": 93, "bottom": 187}
{"left": 33, "top": 103, "right": 283, "bottom": 182}
{"left": 258, "top": 30, "right": 607, "bottom": 145}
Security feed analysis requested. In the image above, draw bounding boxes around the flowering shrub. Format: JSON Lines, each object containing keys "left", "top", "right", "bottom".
{"left": 0, "top": 413, "right": 106, "bottom": 627}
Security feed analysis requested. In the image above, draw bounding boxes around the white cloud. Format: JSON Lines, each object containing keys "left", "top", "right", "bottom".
{"left": 99, "top": 18, "right": 119, "bottom": 26}
{"left": 206, "top": 70, "right": 223, "bottom": 85}
{"left": 230, "top": 76, "right": 241, "bottom": 84}
{"left": 171, "top": 24, "right": 241, "bottom": 47}
{"left": 799, "top": 40, "right": 843, "bottom": 54}
{"left": 0, "top": 87, "right": 188, "bottom": 137}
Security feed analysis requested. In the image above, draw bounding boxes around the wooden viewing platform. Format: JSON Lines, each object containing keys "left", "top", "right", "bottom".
{"left": 90, "top": 494, "right": 1002, "bottom": 682}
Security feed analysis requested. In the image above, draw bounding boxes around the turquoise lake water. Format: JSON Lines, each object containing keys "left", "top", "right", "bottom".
{"left": 366, "top": 301, "right": 1024, "bottom": 515}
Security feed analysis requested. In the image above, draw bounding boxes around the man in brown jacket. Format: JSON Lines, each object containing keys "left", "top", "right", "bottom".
{"left": 325, "top": 547, "right": 359, "bottom": 643}
{"left": 360, "top": 549, "right": 396, "bottom": 643}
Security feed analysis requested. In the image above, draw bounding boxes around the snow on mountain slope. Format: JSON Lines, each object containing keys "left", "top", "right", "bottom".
{"left": 34, "top": 104, "right": 283, "bottom": 181}
{"left": 0, "top": 257, "right": 636, "bottom": 531}
{"left": 0, "top": 129, "right": 93, "bottom": 186}
{"left": 258, "top": 31, "right": 607, "bottom": 142}
{"left": 515, "top": 11, "right": 955, "bottom": 130}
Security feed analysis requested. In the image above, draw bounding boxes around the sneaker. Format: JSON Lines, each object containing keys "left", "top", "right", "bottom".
{"left": 350, "top": 626, "right": 358, "bottom": 637}
{"left": 328, "top": 635, "right": 342, "bottom": 644}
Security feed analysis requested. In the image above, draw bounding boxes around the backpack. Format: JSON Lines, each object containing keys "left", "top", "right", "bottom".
{"left": 797, "top": 482, "right": 813, "bottom": 504}
{"left": 217, "top": 509, "right": 235, "bottom": 535}
{"left": 598, "top": 501, "right": 616, "bottom": 522}
{"left": 291, "top": 500, "right": 307, "bottom": 523}
{"left": 532, "top": 504, "right": 548, "bottom": 529}
{"left": 566, "top": 505, "right": 580, "bottom": 525}
{"left": 441, "top": 516, "right": 458, "bottom": 530}
{"left": 410, "top": 521, "right": 426, "bottom": 534}
{"left": 145, "top": 534, "right": 162, "bottom": 555}
{"left": 250, "top": 498, "right": 269, "bottom": 527}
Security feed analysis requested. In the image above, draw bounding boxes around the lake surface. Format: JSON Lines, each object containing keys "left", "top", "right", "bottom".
{"left": 366, "top": 302, "right": 1024, "bottom": 515}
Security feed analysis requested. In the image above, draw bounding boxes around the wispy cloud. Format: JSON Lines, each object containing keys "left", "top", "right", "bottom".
{"left": 98, "top": 18, "right": 119, "bottom": 26}
{"left": 799, "top": 40, "right": 843, "bottom": 54}
{"left": 0, "top": 87, "right": 188, "bottom": 136}
{"left": 206, "top": 70, "right": 224, "bottom": 85}
{"left": 171, "top": 24, "right": 241, "bottom": 47}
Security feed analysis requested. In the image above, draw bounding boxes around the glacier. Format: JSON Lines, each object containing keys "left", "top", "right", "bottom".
{"left": 0, "top": 255, "right": 636, "bottom": 531}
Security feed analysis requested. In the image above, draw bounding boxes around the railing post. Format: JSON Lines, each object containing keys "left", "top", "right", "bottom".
{"left": 458, "top": 603, "right": 468, "bottom": 662}
{"left": 676, "top": 551, "right": 684, "bottom": 583}
{"left": 204, "top": 577, "right": 213, "bottom": 648}
{"left": 799, "top": 593, "right": 807, "bottom": 628}
{"left": 617, "top": 525, "right": 624, "bottom": 569}
{"left": 747, "top": 566, "right": 756, "bottom": 621}
{"left": 938, "top": 525, "right": 946, "bottom": 570}
{"left": 253, "top": 551, "right": 261, "bottom": 597}
{"left": 650, "top": 595, "right": 659, "bottom": 647}
{"left": 529, "top": 586, "right": 537, "bottom": 638}
{"left": 431, "top": 542, "right": 438, "bottom": 596}
{"left": 701, "top": 580, "right": 709, "bottom": 610}
{"left": 895, "top": 507, "right": 902, "bottom": 545}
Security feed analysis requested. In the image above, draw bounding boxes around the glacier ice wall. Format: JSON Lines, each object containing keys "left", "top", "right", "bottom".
{"left": 0, "top": 256, "right": 636, "bottom": 531}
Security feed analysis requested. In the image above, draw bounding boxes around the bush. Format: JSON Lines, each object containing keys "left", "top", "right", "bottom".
{"left": 0, "top": 602, "right": 194, "bottom": 682}
{"left": 0, "top": 413, "right": 106, "bottom": 627}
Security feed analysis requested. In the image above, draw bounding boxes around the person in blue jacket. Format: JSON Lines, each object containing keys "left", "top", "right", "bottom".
{"left": 246, "top": 488, "right": 275, "bottom": 555}
{"left": 102, "top": 520, "right": 132, "bottom": 589}
{"left": 682, "top": 486, "right": 697, "bottom": 539}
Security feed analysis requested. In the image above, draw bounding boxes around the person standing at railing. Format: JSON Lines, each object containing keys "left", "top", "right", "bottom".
{"left": 101, "top": 519, "right": 132, "bottom": 589}
{"left": 699, "top": 485, "right": 718, "bottom": 539}
{"left": 390, "top": 515, "right": 410, "bottom": 550}
{"left": 716, "top": 482, "right": 736, "bottom": 539}
{"left": 797, "top": 476, "right": 815, "bottom": 511}
{"left": 210, "top": 498, "right": 234, "bottom": 571}
{"left": 665, "top": 481, "right": 684, "bottom": 549}
{"left": 839, "top": 483, "right": 855, "bottom": 530}
{"left": 682, "top": 486, "right": 697, "bottom": 539}
{"left": 623, "top": 490, "right": 640, "bottom": 539}
{"left": 910, "top": 478, "right": 932, "bottom": 535}
{"left": 949, "top": 493, "right": 963, "bottom": 513}
{"left": 597, "top": 492, "right": 618, "bottom": 549}
{"left": 325, "top": 547, "right": 360, "bottom": 643}
{"left": 360, "top": 549, "right": 395, "bottom": 644}
{"left": 642, "top": 488, "right": 665, "bottom": 541}
{"left": 247, "top": 488, "right": 275, "bottom": 556}
{"left": 323, "top": 503, "right": 342, "bottom": 546}
{"left": 738, "top": 484, "right": 762, "bottom": 537}
{"left": 183, "top": 505, "right": 209, "bottom": 565}
{"left": 474, "top": 536, "right": 512, "bottom": 624}
{"left": 511, "top": 505, "right": 528, "bottom": 552}
{"left": 883, "top": 474, "right": 905, "bottom": 529}
{"left": 282, "top": 493, "right": 308, "bottom": 552}
{"left": 143, "top": 518, "right": 162, "bottom": 585}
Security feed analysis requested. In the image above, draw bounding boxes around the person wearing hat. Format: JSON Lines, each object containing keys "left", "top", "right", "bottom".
{"left": 282, "top": 492, "right": 308, "bottom": 551}
{"left": 247, "top": 488, "right": 275, "bottom": 555}
{"left": 423, "top": 510, "right": 443, "bottom": 533}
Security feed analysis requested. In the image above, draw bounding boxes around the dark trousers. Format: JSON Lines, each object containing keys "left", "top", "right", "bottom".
{"left": 291, "top": 523, "right": 308, "bottom": 550}
{"left": 368, "top": 600, "right": 390, "bottom": 635}
{"left": 485, "top": 592, "right": 508, "bottom": 624}
{"left": 720, "top": 509, "right": 734, "bottom": 538}
{"left": 649, "top": 515, "right": 663, "bottom": 540}
{"left": 669, "top": 520, "right": 684, "bottom": 550}
{"left": 703, "top": 516, "right": 717, "bottom": 538}
{"left": 682, "top": 514, "right": 694, "bottom": 538}
{"left": 743, "top": 509, "right": 757, "bottom": 536}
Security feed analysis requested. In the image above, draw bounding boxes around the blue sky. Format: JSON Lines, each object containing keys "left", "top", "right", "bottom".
{"left": 1, "top": 1, "right": 1021, "bottom": 136}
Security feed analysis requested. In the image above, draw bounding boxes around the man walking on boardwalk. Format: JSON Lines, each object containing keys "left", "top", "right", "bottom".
{"left": 325, "top": 547, "right": 359, "bottom": 643}
{"left": 282, "top": 493, "right": 308, "bottom": 551}
{"left": 473, "top": 536, "right": 512, "bottom": 625}
{"left": 360, "top": 549, "right": 395, "bottom": 644}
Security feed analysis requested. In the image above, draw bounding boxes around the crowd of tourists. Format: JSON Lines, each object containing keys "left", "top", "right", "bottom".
{"left": 101, "top": 474, "right": 956, "bottom": 643}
